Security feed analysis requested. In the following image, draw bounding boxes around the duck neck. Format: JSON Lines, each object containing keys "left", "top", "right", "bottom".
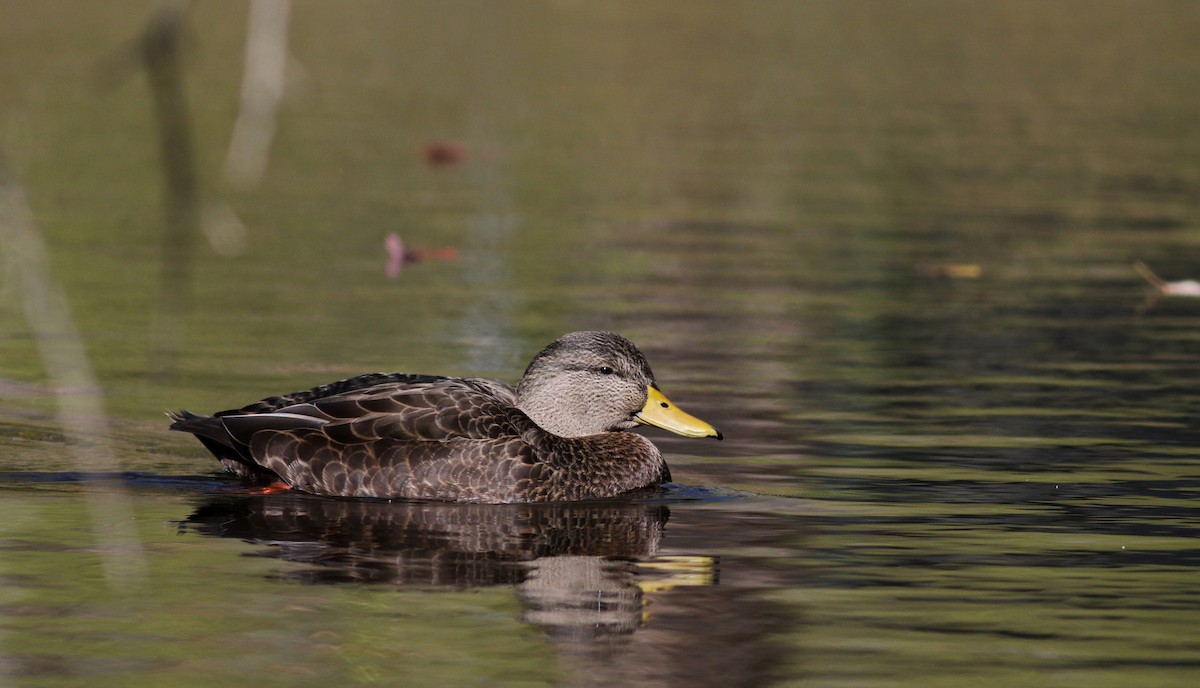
{"left": 516, "top": 398, "right": 588, "bottom": 438}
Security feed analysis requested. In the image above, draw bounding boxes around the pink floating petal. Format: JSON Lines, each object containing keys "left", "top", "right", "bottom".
{"left": 385, "top": 232, "right": 405, "bottom": 278}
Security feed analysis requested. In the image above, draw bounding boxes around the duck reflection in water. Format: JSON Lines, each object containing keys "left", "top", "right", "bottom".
{"left": 181, "top": 492, "right": 792, "bottom": 684}
{"left": 182, "top": 492, "right": 712, "bottom": 639}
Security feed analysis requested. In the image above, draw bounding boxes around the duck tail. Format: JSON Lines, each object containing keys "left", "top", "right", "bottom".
{"left": 168, "top": 410, "right": 279, "bottom": 483}
{"left": 168, "top": 409, "right": 232, "bottom": 446}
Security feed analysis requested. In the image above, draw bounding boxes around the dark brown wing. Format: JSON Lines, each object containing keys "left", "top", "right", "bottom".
{"left": 216, "top": 376, "right": 520, "bottom": 446}
{"left": 309, "top": 377, "right": 519, "bottom": 443}
{"left": 217, "top": 373, "right": 450, "bottom": 415}
{"left": 172, "top": 374, "right": 520, "bottom": 481}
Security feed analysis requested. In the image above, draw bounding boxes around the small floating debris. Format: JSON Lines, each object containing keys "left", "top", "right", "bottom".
{"left": 385, "top": 232, "right": 460, "bottom": 278}
{"left": 1133, "top": 261, "right": 1200, "bottom": 296}
{"left": 423, "top": 140, "right": 469, "bottom": 167}
{"left": 916, "top": 263, "right": 982, "bottom": 279}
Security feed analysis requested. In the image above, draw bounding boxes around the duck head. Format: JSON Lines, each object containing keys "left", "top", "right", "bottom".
{"left": 515, "top": 331, "right": 722, "bottom": 440}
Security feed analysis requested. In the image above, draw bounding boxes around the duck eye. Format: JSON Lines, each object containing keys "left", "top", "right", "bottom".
{"left": 597, "top": 366, "right": 614, "bottom": 375}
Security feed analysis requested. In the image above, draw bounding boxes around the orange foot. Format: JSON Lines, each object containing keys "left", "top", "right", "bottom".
{"left": 249, "top": 481, "right": 292, "bottom": 495}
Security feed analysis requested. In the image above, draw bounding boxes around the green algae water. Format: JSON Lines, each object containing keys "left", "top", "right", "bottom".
{"left": 2, "top": 2, "right": 1199, "bottom": 686}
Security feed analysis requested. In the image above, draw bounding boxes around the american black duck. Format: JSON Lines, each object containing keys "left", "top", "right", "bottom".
{"left": 170, "top": 331, "right": 721, "bottom": 503}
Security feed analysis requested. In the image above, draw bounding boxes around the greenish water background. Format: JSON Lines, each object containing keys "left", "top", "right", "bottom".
{"left": 2, "top": 2, "right": 1199, "bottom": 686}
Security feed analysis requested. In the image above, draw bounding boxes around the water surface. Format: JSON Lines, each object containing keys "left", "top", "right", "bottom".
{"left": 2, "top": 2, "right": 1199, "bottom": 686}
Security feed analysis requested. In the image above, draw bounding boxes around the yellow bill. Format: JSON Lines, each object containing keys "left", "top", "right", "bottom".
{"left": 634, "top": 386, "right": 723, "bottom": 439}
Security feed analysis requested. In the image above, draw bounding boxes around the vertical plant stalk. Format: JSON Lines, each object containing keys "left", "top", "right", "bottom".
{"left": 222, "top": 0, "right": 292, "bottom": 191}
{"left": 142, "top": 0, "right": 200, "bottom": 374}
{"left": 0, "top": 161, "right": 147, "bottom": 590}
